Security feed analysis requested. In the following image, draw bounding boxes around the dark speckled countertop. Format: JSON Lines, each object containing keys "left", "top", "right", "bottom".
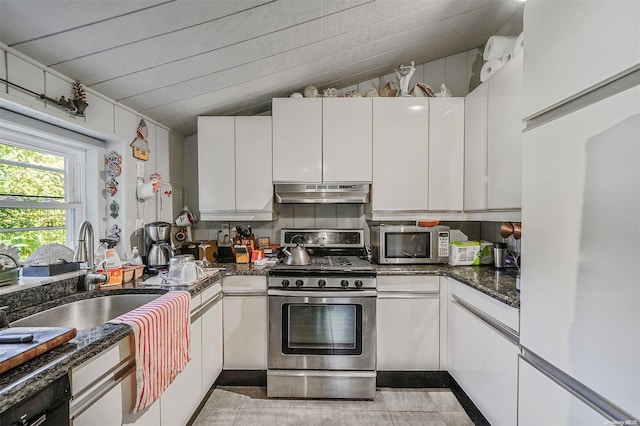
{"left": 0, "top": 261, "right": 518, "bottom": 414}
{"left": 0, "top": 271, "right": 224, "bottom": 413}
{"left": 373, "top": 264, "right": 520, "bottom": 308}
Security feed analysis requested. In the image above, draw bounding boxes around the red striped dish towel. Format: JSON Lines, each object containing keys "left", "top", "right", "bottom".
{"left": 109, "top": 291, "right": 191, "bottom": 413}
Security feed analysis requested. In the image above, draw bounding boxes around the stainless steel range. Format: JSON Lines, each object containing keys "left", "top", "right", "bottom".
{"left": 267, "top": 229, "right": 377, "bottom": 399}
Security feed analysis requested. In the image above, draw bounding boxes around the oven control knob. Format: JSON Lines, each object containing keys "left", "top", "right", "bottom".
{"left": 295, "top": 279, "right": 304, "bottom": 288}
{"left": 282, "top": 279, "right": 290, "bottom": 288}
{"left": 318, "top": 279, "right": 326, "bottom": 288}
{"left": 341, "top": 279, "right": 349, "bottom": 288}
{"left": 355, "top": 279, "right": 363, "bottom": 288}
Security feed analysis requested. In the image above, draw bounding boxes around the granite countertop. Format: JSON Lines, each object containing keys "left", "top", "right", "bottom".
{"left": 374, "top": 264, "right": 520, "bottom": 308}
{"left": 0, "top": 261, "right": 518, "bottom": 413}
{"left": 209, "top": 261, "right": 520, "bottom": 307}
{"left": 0, "top": 271, "right": 224, "bottom": 413}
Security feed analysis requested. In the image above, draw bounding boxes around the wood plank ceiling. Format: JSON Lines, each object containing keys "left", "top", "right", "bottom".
{"left": 0, "top": 0, "right": 522, "bottom": 136}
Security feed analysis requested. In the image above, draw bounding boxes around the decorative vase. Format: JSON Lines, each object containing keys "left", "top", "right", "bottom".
{"left": 72, "top": 99, "right": 89, "bottom": 116}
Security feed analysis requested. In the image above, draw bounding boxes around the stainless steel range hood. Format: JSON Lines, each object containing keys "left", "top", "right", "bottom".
{"left": 274, "top": 183, "right": 370, "bottom": 204}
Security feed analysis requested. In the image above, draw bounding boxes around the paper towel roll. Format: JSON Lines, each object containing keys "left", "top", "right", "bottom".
{"left": 480, "top": 59, "right": 503, "bottom": 82}
{"left": 514, "top": 32, "right": 525, "bottom": 57}
{"left": 501, "top": 44, "right": 515, "bottom": 65}
{"left": 483, "top": 36, "right": 516, "bottom": 61}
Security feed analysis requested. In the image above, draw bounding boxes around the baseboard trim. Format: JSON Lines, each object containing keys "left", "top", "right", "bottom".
{"left": 375, "top": 371, "right": 450, "bottom": 388}
{"left": 216, "top": 370, "right": 267, "bottom": 386}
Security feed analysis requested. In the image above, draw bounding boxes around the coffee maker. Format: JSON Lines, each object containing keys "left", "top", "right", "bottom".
{"left": 144, "top": 221, "right": 174, "bottom": 272}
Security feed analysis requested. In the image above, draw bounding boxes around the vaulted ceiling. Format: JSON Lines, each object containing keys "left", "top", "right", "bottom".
{"left": 0, "top": 0, "right": 522, "bottom": 136}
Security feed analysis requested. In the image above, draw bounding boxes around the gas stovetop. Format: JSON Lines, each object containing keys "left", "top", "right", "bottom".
{"left": 269, "top": 255, "right": 374, "bottom": 274}
{"left": 269, "top": 229, "right": 376, "bottom": 289}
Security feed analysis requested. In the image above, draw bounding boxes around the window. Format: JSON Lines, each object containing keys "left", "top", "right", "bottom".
{"left": 0, "top": 139, "right": 82, "bottom": 260}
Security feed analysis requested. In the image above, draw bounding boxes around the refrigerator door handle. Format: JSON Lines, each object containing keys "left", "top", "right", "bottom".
{"left": 520, "top": 347, "right": 640, "bottom": 424}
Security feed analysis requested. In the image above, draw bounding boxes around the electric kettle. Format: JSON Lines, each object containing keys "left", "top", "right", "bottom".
{"left": 147, "top": 242, "right": 174, "bottom": 269}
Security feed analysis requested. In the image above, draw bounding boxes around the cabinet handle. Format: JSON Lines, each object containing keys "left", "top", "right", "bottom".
{"left": 191, "top": 291, "right": 222, "bottom": 323}
{"left": 70, "top": 353, "right": 135, "bottom": 419}
{"left": 520, "top": 348, "right": 639, "bottom": 424}
{"left": 451, "top": 295, "right": 519, "bottom": 345}
{"left": 377, "top": 291, "right": 439, "bottom": 299}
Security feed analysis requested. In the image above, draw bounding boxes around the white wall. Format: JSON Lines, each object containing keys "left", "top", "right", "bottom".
{"left": 0, "top": 44, "right": 184, "bottom": 260}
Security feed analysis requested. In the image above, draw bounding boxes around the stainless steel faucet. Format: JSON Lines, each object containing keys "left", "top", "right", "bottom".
{"left": 73, "top": 221, "right": 108, "bottom": 290}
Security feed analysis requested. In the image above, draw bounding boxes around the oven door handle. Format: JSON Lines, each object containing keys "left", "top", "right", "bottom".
{"left": 268, "top": 289, "right": 377, "bottom": 298}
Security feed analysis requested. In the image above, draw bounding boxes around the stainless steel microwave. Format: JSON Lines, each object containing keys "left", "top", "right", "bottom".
{"left": 370, "top": 225, "right": 450, "bottom": 264}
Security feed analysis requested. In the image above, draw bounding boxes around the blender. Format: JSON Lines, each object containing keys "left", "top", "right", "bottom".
{"left": 144, "top": 221, "right": 174, "bottom": 272}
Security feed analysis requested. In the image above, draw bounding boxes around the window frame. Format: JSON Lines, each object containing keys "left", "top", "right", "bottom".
{"left": 0, "top": 125, "right": 86, "bottom": 252}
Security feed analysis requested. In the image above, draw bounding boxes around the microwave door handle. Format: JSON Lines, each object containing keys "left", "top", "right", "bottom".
{"left": 400, "top": 251, "right": 419, "bottom": 258}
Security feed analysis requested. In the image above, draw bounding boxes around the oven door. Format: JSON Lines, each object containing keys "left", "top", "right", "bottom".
{"left": 268, "top": 290, "right": 376, "bottom": 371}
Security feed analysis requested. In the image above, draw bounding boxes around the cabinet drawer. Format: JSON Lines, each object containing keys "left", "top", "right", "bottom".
{"left": 377, "top": 275, "right": 439, "bottom": 292}
{"left": 449, "top": 279, "right": 518, "bottom": 333}
{"left": 222, "top": 275, "right": 267, "bottom": 294}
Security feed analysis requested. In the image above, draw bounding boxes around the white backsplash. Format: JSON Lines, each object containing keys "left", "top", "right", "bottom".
{"left": 192, "top": 204, "right": 367, "bottom": 245}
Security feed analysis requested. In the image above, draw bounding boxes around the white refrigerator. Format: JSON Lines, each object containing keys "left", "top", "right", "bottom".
{"left": 519, "top": 1, "right": 640, "bottom": 425}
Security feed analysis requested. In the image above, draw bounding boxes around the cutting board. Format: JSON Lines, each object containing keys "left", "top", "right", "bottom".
{"left": 0, "top": 327, "right": 77, "bottom": 374}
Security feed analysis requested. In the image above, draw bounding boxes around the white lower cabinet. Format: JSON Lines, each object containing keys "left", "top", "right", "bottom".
{"left": 376, "top": 275, "right": 440, "bottom": 371}
{"left": 160, "top": 318, "right": 203, "bottom": 426}
{"left": 448, "top": 279, "right": 519, "bottom": 426}
{"left": 71, "top": 337, "right": 160, "bottom": 426}
{"left": 222, "top": 275, "right": 268, "bottom": 369}
{"left": 518, "top": 359, "right": 608, "bottom": 426}
{"left": 70, "top": 285, "right": 223, "bottom": 426}
{"left": 200, "top": 285, "right": 223, "bottom": 396}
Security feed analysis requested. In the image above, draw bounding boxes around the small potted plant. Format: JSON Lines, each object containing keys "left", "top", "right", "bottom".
{"left": 71, "top": 81, "right": 89, "bottom": 116}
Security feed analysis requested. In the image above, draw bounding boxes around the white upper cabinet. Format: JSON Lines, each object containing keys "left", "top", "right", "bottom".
{"left": 524, "top": 1, "right": 640, "bottom": 118}
{"left": 198, "top": 116, "right": 235, "bottom": 214}
{"left": 198, "top": 116, "right": 274, "bottom": 221}
{"left": 235, "top": 116, "right": 273, "bottom": 212}
{"left": 372, "top": 97, "right": 429, "bottom": 212}
{"left": 322, "top": 98, "right": 372, "bottom": 182}
{"left": 272, "top": 98, "right": 322, "bottom": 182}
{"left": 273, "top": 97, "right": 373, "bottom": 183}
{"left": 428, "top": 98, "right": 464, "bottom": 211}
{"left": 464, "top": 83, "right": 488, "bottom": 211}
{"left": 486, "top": 54, "right": 523, "bottom": 210}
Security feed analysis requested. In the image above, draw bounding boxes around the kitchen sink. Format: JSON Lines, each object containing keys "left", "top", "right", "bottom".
{"left": 10, "top": 294, "right": 161, "bottom": 330}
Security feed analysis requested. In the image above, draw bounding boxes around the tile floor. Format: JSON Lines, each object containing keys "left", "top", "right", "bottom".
{"left": 191, "top": 386, "right": 474, "bottom": 425}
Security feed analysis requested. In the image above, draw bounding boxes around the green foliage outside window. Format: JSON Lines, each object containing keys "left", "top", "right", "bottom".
{"left": 0, "top": 143, "right": 68, "bottom": 259}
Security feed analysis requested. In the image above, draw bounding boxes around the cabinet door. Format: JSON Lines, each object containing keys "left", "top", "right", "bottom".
{"left": 519, "top": 360, "right": 608, "bottom": 426}
{"left": 372, "top": 98, "right": 429, "bottom": 211}
{"left": 377, "top": 295, "right": 439, "bottom": 370}
{"left": 223, "top": 295, "right": 267, "bottom": 369}
{"left": 160, "top": 319, "right": 203, "bottom": 426}
{"left": 197, "top": 117, "right": 235, "bottom": 212}
{"left": 464, "top": 83, "right": 488, "bottom": 211}
{"left": 272, "top": 98, "right": 322, "bottom": 182}
{"left": 322, "top": 97, "right": 372, "bottom": 182}
{"left": 428, "top": 98, "right": 464, "bottom": 211}
{"left": 449, "top": 290, "right": 519, "bottom": 426}
{"left": 71, "top": 338, "right": 160, "bottom": 426}
{"left": 487, "top": 54, "right": 523, "bottom": 210}
{"left": 235, "top": 116, "right": 273, "bottom": 211}
{"left": 524, "top": 1, "right": 640, "bottom": 118}
{"left": 201, "top": 297, "right": 223, "bottom": 396}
